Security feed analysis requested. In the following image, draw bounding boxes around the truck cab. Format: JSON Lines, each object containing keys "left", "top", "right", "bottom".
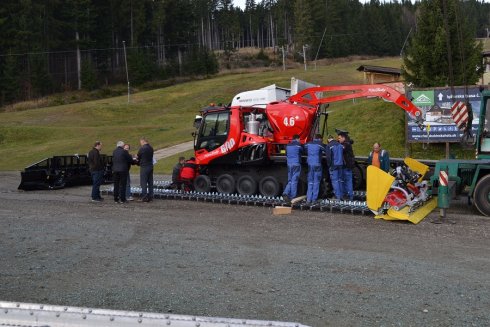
{"left": 477, "top": 92, "right": 490, "bottom": 159}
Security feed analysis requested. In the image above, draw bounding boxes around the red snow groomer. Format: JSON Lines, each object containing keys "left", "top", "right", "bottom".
{"left": 191, "top": 83, "right": 424, "bottom": 199}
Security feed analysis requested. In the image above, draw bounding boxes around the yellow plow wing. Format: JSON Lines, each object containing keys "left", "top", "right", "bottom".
{"left": 367, "top": 158, "right": 436, "bottom": 224}
{"left": 366, "top": 166, "right": 394, "bottom": 215}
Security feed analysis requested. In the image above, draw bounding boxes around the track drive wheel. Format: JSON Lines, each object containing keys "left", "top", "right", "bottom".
{"left": 194, "top": 175, "right": 211, "bottom": 193}
{"left": 216, "top": 174, "right": 236, "bottom": 194}
{"left": 259, "top": 176, "right": 280, "bottom": 197}
{"left": 473, "top": 174, "right": 490, "bottom": 217}
{"left": 237, "top": 175, "right": 257, "bottom": 196}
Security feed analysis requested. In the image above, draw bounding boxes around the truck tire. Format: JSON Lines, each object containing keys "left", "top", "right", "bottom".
{"left": 194, "top": 175, "right": 211, "bottom": 193}
{"left": 473, "top": 174, "right": 490, "bottom": 217}
{"left": 237, "top": 175, "right": 257, "bottom": 196}
{"left": 259, "top": 176, "right": 280, "bottom": 197}
{"left": 216, "top": 174, "right": 236, "bottom": 194}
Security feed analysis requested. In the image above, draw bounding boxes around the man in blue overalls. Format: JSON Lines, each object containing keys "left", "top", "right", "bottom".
{"left": 282, "top": 134, "right": 303, "bottom": 203}
{"left": 304, "top": 134, "right": 325, "bottom": 204}
{"left": 326, "top": 135, "right": 344, "bottom": 200}
{"left": 338, "top": 131, "right": 355, "bottom": 201}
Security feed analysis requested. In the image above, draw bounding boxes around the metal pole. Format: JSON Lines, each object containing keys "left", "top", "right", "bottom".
{"left": 303, "top": 45, "right": 307, "bottom": 71}
{"left": 123, "top": 41, "right": 130, "bottom": 104}
{"left": 400, "top": 27, "right": 412, "bottom": 57}
{"left": 314, "top": 27, "right": 327, "bottom": 71}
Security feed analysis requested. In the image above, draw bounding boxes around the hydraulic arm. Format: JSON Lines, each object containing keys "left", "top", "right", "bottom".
{"left": 289, "top": 84, "right": 425, "bottom": 128}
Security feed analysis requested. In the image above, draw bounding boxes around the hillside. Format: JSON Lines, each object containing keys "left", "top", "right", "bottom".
{"left": 0, "top": 57, "right": 473, "bottom": 173}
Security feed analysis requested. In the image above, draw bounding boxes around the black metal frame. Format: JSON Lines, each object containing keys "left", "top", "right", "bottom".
{"left": 18, "top": 155, "right": 113, "bottom": 191}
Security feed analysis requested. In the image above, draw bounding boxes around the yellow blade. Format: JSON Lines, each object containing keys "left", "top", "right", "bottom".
{"left": 376, "top": 197, "right": 437, "bottom": 224}
{"left": 404, "top": 157, "right": 429, "bottom": 182}
{"left": 374, "top": 213, "right": 401, "bottom": 221}
{"left": 366, "top": 165, "right": 395, "bottom": 213}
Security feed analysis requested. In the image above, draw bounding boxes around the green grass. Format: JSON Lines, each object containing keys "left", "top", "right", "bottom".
{"left": 0, "top": 56, "right": 475, "bottom": 173}
{"left": 155, "top": 149, "right": 195, "bottom": 174}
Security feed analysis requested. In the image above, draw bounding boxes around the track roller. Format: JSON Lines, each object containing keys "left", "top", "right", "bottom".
{"left": 259, "top": 176, "right": 281, "bottom": 197}
{"left": 237, "top": 175, "right": 257, "bottom": 196}
{"left": 194, "top": 175, "right": 211, "bottom": 193}
{"left": 216, "top": 174, "right": 236, "bottom": 194}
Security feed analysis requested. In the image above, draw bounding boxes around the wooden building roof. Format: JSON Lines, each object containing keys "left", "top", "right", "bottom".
{"left": 356, "top": 65, "right": 401, "bottom": 76}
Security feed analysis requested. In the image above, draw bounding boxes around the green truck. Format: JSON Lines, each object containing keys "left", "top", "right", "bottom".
{"left": 431, "top": 91, "right": 490, "bottom": 217}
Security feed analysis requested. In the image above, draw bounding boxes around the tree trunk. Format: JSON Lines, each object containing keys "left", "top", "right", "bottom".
{"left": 178, "top": 48, "right": 182, "bottom": 75}
{"left": 208, "top": 14, "right": 212, "bottom": 49}
{"left": 270, "top": 11, "right": 275, "bottom": 49}
{"left": 130, "top": 0, "right": 134, "bottom": 47}
{"left": 76, "top": 31, "right": 81, "bottom": 90}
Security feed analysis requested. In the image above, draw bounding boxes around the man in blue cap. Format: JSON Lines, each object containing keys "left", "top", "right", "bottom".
{"left": 326, "top": 134, "right": 344, "bottom": 200}
{"left": 337, "top": 130, "right": 355, "bottom": 200}
{"left": 282, "top": 134, "right": 303, "bottom": 204}
{"left": 304, "top": 134, "right": 326, "bottom": 204}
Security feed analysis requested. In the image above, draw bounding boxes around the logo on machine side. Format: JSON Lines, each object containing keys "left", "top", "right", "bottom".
{"left": 368, "top": 88, "right": 386, "bottom": 93}
{"left": 220, "top": 138, "right": 236, "bottom": 154}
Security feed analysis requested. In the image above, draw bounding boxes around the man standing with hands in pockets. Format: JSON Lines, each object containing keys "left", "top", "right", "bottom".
{"left": 137, "top": 137, "right": 154, "bottom": 202}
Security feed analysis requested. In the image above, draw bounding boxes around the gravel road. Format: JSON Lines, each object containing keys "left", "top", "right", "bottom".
{"left": 0, "top": 171, "right": 489, "bottom": 327}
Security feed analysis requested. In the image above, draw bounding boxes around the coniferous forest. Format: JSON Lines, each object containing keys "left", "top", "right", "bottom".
{"left": 0, "top": 0, "right": 489, "bottom": 105}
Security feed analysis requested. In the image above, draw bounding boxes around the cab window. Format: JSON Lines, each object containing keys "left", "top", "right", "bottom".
{"left": 197, "top": 112, "right": 230, "bottom": 151}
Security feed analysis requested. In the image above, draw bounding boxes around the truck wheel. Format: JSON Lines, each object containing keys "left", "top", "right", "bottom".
{"left": 194, "top": 175, "right": 211, "bottom": 193}
{"left": 216, "top": 174, "right": 236, "bottom": 194}
{"left": 259, "top": 176, "right": 280, "bottom": 197}
{"left": 237, "top": 175, "right": 257, "bottom": 196}
{"left": 473, "top": 174, "right": 490, "bottom": 217}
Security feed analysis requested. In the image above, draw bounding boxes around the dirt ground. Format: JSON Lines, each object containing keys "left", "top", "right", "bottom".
{"left": 0, "top": 171, "right": 489, "bottom": 327}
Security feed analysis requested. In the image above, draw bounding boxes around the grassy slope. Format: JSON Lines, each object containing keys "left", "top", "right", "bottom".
{"left": 0, "top": 57, "right": 473, "bottom": 173}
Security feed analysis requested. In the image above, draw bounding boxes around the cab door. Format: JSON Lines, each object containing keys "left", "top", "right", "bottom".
{"left": 478, "top": 97, "right": 490, "bottom": 159}
{"left": 196, "top": 111, "right": 230, "bottom": 152}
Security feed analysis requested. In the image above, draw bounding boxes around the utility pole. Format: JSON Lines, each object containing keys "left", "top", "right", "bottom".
{"left": 314, "top": 27, "right": 327, "bottom": 70}
{"left": 400, "top": 27, "right": 412, "bottom": 57}
{"left": 303, "top": 45, "right": 308, "bottom": 71}
{"left": 123, "top": 41, "right": 130, "bottom": 104}
{"left": 442, "top": 0, "right": 454, "bottom": 159}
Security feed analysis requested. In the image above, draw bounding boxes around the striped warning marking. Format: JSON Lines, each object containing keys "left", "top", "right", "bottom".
{"left": 450, "top": 101, "right": 468, "bottom": 129}
{"left": 439, "top": 171, "right": 448, "bottom": 187}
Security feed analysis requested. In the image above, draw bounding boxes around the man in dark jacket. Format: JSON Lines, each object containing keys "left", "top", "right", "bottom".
{"left": 88, "top": 141, "right": 104, "bottom": 202}
{"left": 282, "top": 134, "right": 303, "bottom": 203}
{"left": 338, "top": 131, "right": 355, "bottom": 200}
{"left": 304, "top": 134, "right": 325, "bottom": 204}
{"left": 170, "top": 156, "right": 185, "bottom": 189}
{"left": 137, "top": 137, "right": 155, "bottom": 202}
{"left": 112, "top": 141, "right": 134, "bottom": 203}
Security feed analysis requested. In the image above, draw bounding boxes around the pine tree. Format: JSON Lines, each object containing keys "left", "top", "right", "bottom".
{"left": 81, "top": 59, "right": 98, "bottom": 91}
{"left": 293, "top": 0, "right": 314, "bottom": 58}
{"left": 403, "top": 0, "right": 483, "bottom": 87}
{"left": 30, "top": 55, "right": 54, "bottom": 96}
{"left": 1, "top": 55, "right": 20, "bottom": 104}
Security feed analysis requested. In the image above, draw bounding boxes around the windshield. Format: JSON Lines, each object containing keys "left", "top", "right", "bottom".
{"left": 196, "top": 112, "right": 230, "bottom": 151}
